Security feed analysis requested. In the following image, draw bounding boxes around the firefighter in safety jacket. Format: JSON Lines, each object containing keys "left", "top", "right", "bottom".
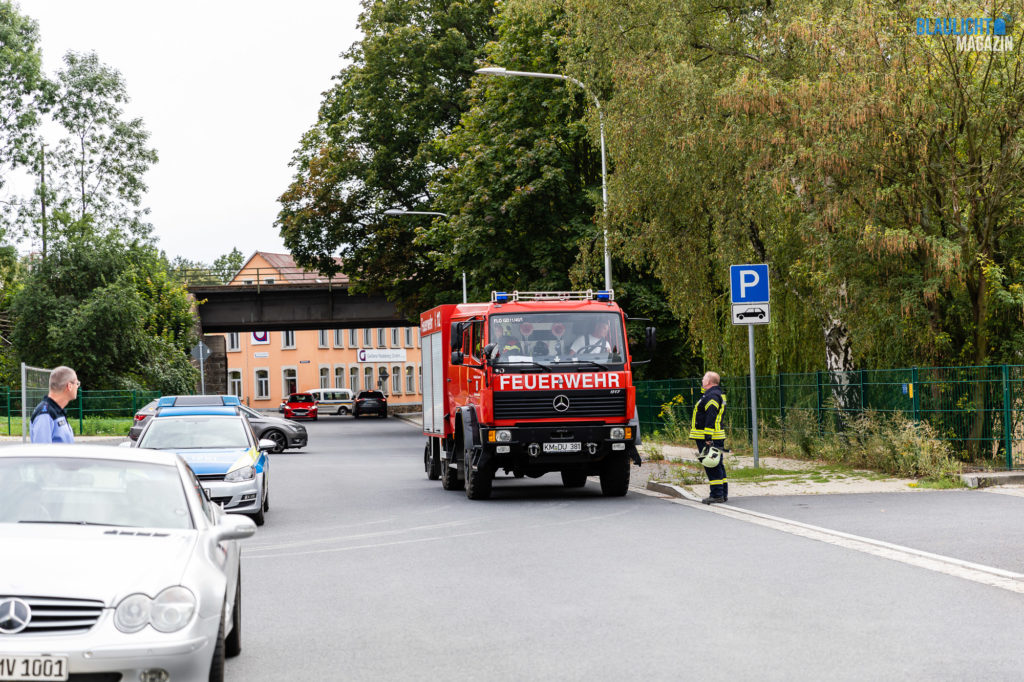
{"left": 689, "top": 371, "right": 727, "bottom": 504}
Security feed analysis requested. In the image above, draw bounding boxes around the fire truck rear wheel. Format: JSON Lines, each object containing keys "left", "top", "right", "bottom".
{"left": 560, "top": 470, "right": 588, "bottom": 488}
{"left": 441, "top": 459, "right": 461, "bottom": 490}
{"left": 424, "top": 441, "right": 440, "bottom": 480}
{"left": 465, "top": 459, "right": 493, "bottom": 500}
{"left": 599, "top": 452, "right": 630, "bottom": 497}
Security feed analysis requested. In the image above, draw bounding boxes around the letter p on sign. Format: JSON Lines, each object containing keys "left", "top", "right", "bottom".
{"left": 730, "top": 264, "right": 770, "bottom": 304}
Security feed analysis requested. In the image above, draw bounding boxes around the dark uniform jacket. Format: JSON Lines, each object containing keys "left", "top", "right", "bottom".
{"left": 688, "top": 385, "right": 727, "bottom": 441}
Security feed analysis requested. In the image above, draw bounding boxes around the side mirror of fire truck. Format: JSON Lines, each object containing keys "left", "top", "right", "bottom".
{"left": 450, "top": 322, "right": 465, "bottom": 351}
{"left": 645, "top": 326, "right": 657, "bottom": 352}
{"left": 451, "top": 350, "right": 464, "bottom": 365}
{"left": 483, "top": 343, "right": 496, "bottom": 362}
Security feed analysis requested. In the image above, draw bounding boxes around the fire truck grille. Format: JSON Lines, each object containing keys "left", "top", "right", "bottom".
{"left": 493, "top": 390, "right": 626, "bottom": 420}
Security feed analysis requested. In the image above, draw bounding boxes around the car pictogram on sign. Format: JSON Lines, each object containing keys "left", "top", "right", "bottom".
{"left": 736, "top": 307, "right": 766, "bottom": 320}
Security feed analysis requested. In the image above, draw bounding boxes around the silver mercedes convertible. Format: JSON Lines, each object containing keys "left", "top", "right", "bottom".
{"left": 0, "top": 444, "right": 255, "bottom": 681}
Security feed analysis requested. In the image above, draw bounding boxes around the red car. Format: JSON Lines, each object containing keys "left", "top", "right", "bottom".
{"left": 283, "top": 392, "right": 318, "bottom": 420}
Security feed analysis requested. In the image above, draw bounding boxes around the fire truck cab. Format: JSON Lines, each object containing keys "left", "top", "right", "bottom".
{"left": 420, "top": 290, "right": 649, "bottom": 500}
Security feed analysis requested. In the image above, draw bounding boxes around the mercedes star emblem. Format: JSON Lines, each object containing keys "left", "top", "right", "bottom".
{"left": 552, "top": 394, "right": 570, "bottom": 412}
{"left": 0, "top": 598, "right": 31, "bottom": 634}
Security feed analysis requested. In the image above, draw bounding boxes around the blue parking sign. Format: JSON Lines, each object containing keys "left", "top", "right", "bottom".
{"left": 730, "top": 264, "right": 770, "bottom": 304}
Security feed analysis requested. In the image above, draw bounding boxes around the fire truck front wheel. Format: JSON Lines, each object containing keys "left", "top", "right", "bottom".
{"left": 599, "top": 452, "right": 630, "bottom": 497}
{"left": 465, "top": 454, "right": 494, "bottom": 500}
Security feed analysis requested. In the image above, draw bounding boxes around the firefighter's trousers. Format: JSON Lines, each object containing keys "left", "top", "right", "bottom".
{"left": 694, "top": 438, "right": 727, "bottom": 500}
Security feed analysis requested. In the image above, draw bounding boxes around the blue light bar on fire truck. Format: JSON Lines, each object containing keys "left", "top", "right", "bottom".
{"left": 490, "top": 290, "right": 614, "bottom": 303}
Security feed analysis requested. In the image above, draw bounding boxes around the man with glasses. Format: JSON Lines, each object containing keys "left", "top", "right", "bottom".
{"left": 30, "top": 366, "right": 79, "bottom": 443}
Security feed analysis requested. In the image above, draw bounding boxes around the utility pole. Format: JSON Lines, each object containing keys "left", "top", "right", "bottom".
{"left": 39, "top": 143, "right": 48, "bottom": 261}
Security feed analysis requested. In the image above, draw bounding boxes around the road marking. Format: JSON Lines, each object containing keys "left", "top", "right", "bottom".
{"left": 244, "top": 508, "right": 633, "bottom": 559}
{"left": 635, "top": 485, "right": 1024, "bottom": 594}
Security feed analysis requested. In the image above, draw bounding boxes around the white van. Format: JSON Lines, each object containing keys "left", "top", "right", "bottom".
{"left": 307, "top": 388, "right": 355, "bottom": 415}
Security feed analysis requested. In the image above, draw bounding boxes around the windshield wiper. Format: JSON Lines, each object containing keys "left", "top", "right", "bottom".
{"left": 550, "top": 359, "right": 610, "bottom": 371}
{"left": 19, "top": 520, "right": 127, "bottom": 526}
{"left": 496, "top": 360, "right": 552, "bottom": 372}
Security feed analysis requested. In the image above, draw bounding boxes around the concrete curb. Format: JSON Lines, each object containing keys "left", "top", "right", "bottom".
{"left": 960, "top": 471, "right": 1024, "bottom": 488}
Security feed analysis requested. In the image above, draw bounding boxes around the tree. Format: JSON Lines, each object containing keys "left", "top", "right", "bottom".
{"left": 277, "top": 0, "right": 496, "bottom": 314}
{"left": 14, "top": 51, "right": 158, "bottom": 253}
{"left": 0, "top": 1, "right": 48, "bottom": 231}
{"left": 10, "top": 229, "right": 198, "bottom": 393}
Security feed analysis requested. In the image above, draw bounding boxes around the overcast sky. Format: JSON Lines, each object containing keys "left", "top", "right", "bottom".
{"left": 15, "top": 0, "right": 363, "bottom": 263}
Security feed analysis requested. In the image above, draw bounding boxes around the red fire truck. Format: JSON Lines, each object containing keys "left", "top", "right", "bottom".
{"left": 420, "top": 290, "right": 654, "bottom": 499}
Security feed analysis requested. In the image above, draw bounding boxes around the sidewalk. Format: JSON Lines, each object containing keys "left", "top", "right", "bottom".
{"left": 636, "top": 442, "right": 936, "bottom": 498}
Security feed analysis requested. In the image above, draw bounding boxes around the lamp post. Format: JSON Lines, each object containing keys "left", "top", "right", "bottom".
{"left": 383, "top": 209, "right": 466, "bottom": 303}
{"left": 475, "top": 66, "right": 611, "bottom": 292}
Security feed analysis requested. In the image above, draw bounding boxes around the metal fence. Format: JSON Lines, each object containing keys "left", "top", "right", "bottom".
{"left": 636, "top": 365, "right": 1024, "bottom": 469}
{"left": 0, "top": 388, "right": 161, "bottom": 435}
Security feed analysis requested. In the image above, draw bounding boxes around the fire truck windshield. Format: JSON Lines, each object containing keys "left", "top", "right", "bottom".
{"left": 489, "top": 312, "right": 625, "bottom": 369}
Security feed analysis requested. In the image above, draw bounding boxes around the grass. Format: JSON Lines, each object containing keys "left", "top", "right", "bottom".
{"left": 0, "top": 416, "right": 133, "bottom": 437}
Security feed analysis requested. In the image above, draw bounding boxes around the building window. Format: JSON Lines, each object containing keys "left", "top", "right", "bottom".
{"left": 264, "top": 277, "right": 275, "bottom": 284}
{"left": 255, "top": 369, "right": 270, "bottom": 400}
{"left": 377, "top": 328, "right": 386, "bottom": 348}
{"left": 391, "top": 328, "right": 399, "bottom": 347}
{"left": 334, "top": 329, "right": 344, "bottom": 348}
{"left": 363, "top": 328, "right": 372, "bottom": 347}
{"left": 318, "top": 330, "right": 329, "bottom": 348}
{"left": 243, "top": 279, "right": 254, "bottom": 285}
{"left": 334, "top": 366, "right": 345, "bottom": 389}
{"left": 417, "top": 330, "right": 422, "bottom": 348}
{"left": 227, "top": 333, "right": 240, "bottom": 352}
{"left": 406, "top": 366, "right": 414, "bottom": 394}
{"left": 392, "top": 365, "right": 401, "bottom": 394}
{"left": 350, "top": 367, "right": 359, "bottom": 392}
{"left": 320, "top": 366, "right": 330, "bottom": 389}
{"left": 405, "top": 327, "right": 413, "bottom": 348}
{"left": 229, "top": 370, "right": 242, "bottom": 397}
{"left": 363, "top": 367, "right": 373, "bottom": 392}
{"left": 282, "top": 330, "right": 296, "bottom": 349}
{"left": 418, "top": 365, "right": 423, "bottom": 393}
{"left": 349, "top": 329, "right": 358, "bottom": 347}
{"left": 282, "top": 368, "right": 297, "bottom": 396}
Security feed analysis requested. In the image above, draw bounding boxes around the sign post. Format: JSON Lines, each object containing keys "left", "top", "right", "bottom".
{"left": 191, "top": 342, "right": 212, "bottom": 395}
{"left": 730, "top": 264, "right": 770, "bottom": 467}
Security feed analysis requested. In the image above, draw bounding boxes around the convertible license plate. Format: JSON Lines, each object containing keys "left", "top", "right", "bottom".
{"left": 0, "top": 656, "right": 69, "bottom": 681}
{"left": 543, "top": 442, "right": 581, "bottom": 453}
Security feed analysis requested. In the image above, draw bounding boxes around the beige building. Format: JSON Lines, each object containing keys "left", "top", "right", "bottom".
{"left": 222, "top": 252, "right": 423, "bottom": 410}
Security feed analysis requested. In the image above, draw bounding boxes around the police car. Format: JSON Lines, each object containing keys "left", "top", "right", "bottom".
{"left": 133, "top": 395, "right": 273, "bottom": 526}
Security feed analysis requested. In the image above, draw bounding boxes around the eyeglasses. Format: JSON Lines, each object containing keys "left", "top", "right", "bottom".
{"left": 69, "top": 380, "right": 81, "bottom": 387}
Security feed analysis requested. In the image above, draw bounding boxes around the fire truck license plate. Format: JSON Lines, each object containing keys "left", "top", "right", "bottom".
{"left": 543, "top": 442, "right": 581, "bottom": 453}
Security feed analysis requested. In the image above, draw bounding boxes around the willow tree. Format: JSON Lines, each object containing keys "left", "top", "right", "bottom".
{"left": 556, "top": 0, "right": 1023, "bottom": 392}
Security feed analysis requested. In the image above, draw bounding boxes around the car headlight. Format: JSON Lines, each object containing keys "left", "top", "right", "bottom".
{"left": 610, "top": 427, "right": 625, "bottom": 440}
{"left": 496, "top": 430, "right": 512, "bottom": 442}
{"left": 225, "top": 465, "right": 255, "bottom": 482}
{"left": 150, "top": 587, "right": 196, "bottom": 633}
{"left": 114, "top": 594, "right": 151, "bottom": 633}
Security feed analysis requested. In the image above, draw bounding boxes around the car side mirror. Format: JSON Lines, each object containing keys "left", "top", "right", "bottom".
{"left": 214, "top": 514, "right": 257, "bottom": 542}
{"left": 258, "top": 438, "right": 277, "bottom": 452}
{"left": 451, "top": 350, "right": 464, "bottom": 365}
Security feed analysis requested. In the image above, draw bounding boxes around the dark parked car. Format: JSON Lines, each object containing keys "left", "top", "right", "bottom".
{"left": 353, "top": 391, "right": 388, "bottom": 419}
{"left": 128, "top": 399, "right": 159, "bottom": 441}
{"left": 282, "top": 393, "right": 318, "bottom": 421}
{"left": 239, "top": 404, "right": 308, "bottom": 454}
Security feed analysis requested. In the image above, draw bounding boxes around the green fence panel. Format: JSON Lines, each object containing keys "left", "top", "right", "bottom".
{"left": 637, "top": 364, "right": 1024, "bottom": 469}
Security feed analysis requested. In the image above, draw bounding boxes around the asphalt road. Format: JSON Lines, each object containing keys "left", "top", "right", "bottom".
{"left": 226, "top": 416, "right": 1024, "bottom": 680}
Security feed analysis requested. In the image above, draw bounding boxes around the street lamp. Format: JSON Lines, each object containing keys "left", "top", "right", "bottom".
{"left": 475, "top": 66, "right": 612, "bottom": 292}
{"left": 384, "top": 209, "right": 467, "bottom": 303}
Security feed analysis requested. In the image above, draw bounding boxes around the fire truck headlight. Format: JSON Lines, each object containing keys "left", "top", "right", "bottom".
{"left": 610, "top": 427, "right": 625, "bottom": 440}
{"left": 496, "top": 430, "right": 512, "bottom": 443}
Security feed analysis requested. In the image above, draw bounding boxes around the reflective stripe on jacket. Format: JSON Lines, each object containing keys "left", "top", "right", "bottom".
{"left": 689, "top": 385, "right": 727, "bottom": 440}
